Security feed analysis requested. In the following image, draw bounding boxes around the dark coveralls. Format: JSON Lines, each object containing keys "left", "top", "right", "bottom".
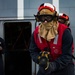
{"left": 0, "top": 37, "right": 6, "bottom": 75}
{"left": 29, "top": 29, "right": 74, "bottom": 75}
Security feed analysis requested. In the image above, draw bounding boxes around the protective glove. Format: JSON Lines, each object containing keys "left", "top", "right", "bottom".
{"left": 45, "top": 62, "right": 56, "bottom": 75}
{"left": 38, "top": 62, "right": 56, "bottom": 75}
{"left": 38, "top": 51, "right": 50, "bottom": 70}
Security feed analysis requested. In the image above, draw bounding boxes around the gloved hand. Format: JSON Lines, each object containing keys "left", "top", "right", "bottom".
{"left": 37, "top": 51, "right": 56, "bottom": 75}
{"left": 38, "top": 51, "right": 50, "bottom": 70}
{"left": 38, "top": 62, "right": 56, "bottom": 75}
{"left": 45, "top": 62, "right": 56, "bottom": 75}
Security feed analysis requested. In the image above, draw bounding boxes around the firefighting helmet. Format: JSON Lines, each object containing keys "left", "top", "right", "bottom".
{"left": 38, "top": 3, "right": 56, "bottom": 12}
{"left": 58, "top": 13, "right": 69, "bottom": 21}
{"left": 34, "top": 3, "right": 58, "bottom": 22}
{"left": 58, "top": 13, "right": 70, "bottom": 26}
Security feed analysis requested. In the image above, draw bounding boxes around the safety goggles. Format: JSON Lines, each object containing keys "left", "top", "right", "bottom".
{"left": 58, "top": 18, "right": 66, "bottom": 24}
{"left": 37, "top": 15, "right": 55, "bottom": 22}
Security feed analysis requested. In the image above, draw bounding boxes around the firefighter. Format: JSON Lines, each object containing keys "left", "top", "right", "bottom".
{"left": 29, "top": 2, "right": 74, "bottom": 75}
{"left": 58, "top": 13, "right": 74, "bottom": 56}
